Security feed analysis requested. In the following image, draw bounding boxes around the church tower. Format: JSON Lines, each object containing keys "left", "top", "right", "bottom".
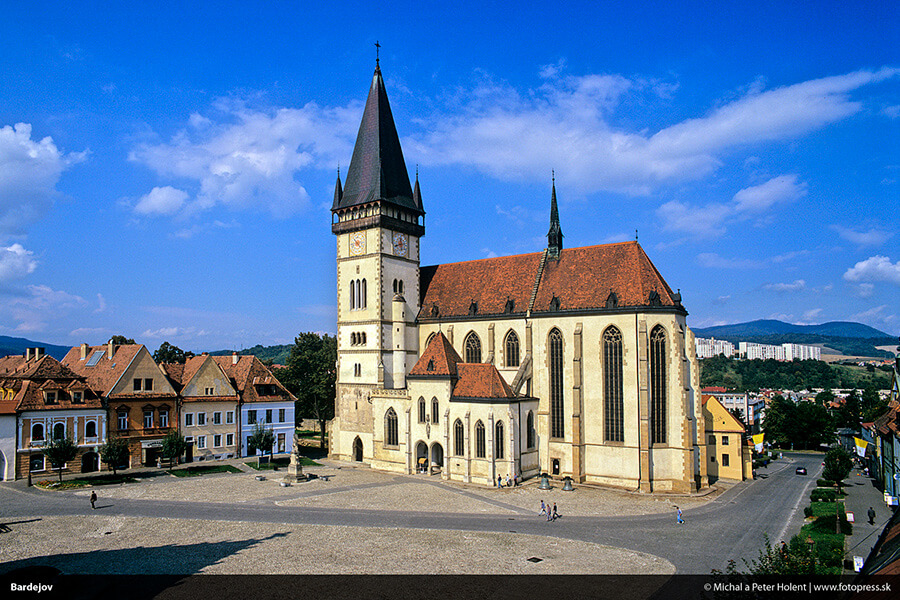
{"left": 331, "top": 59, "right": 424, "bottom": 461}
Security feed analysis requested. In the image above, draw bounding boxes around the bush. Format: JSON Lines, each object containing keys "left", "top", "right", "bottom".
{"left": 816, "top": 479, "right": 836, "bottom": 488}
{"left": 804, "top": 506, "right": 813, "bottom": 518}
{"left": 811, "top": 488, "right": 837, "bottom": 502}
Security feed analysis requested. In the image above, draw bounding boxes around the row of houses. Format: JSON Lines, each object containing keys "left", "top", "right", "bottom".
{"left": 0, "top": 342, "right": 296, "bottom": 481}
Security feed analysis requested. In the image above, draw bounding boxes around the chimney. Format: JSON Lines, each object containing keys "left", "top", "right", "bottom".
{"left": 36, "top": 347, "right": 44, "bottom": 360}
{"left": 108, "top": 339, "right": 115, "bottom": 360}
{"left": 80, "top": 343, "right": 89, "bottom": 360}
{"left": 25, "top": 348, "right": 32, "bottom": 361}
{"left": 232, "top": 352, "right": 238, "bottom": 365}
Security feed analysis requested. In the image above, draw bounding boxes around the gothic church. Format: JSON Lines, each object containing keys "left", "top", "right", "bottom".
{"left": 329, "top": 60, "right": 708, "bottom": 493}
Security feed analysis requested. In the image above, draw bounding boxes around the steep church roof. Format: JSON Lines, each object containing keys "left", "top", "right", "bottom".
{"left": 452, "top": 363, "right": 517, "bottom": 400}
{"left": 409, "top": 332, "right": 462, "bottom": 377}
{"left": 333, "top": 63, "right": 420, "bottom": 215}
{"left": 419, "top": 241, "right": 683, "bottom": 321}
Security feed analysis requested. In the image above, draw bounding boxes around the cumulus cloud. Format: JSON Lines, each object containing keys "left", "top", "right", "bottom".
{"left": 129, "top": 99, "right": 361, "bottom": 219}
{"left": 802, "top": 308, "right": 824, "bottom": 321}
{"left": 843, "top": 255, "right": 900, "bottom": 285}
{"left": 134, "top": 186, "right": 189, "bottom": 216}
{"left": 831, "top": 225, "right": 893, "bottom": 247}
{"left": 764, "top": 279, "right": 806, "bottom": 292}
{"left": 6, "top": 284, "right": 87, "bottom": 333}
{"left": 0, "top": 123, "right": 86, "bottom": 236}
{"left": 0, "top": 244, "right": 37, "bottom": 281}
{"left": 659, "top": 174, "right": 806, "bottom": 238}
{"left": 409, "top": 67, "right": 898, "bottom": 194}
{"left": 697, "top": 253, "right": 764, "bottom": 269}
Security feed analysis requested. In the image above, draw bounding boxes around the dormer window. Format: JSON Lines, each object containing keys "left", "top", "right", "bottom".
{"left": 468, "top": 301, "right": 478, "bottom": 316}
{"left": 44, "top": 391, "right": 58, "bottom": 404}
{"left": 72, "top": 391, "right": 83, "bottom": 404}
{"left": 549, "top": 295, "right": 561, "bottom": 312}
{"left": 427, "top": 359, "right": 435, "bottom": 372}
{"left": 504, "top": 298, "right": 515, "bottom": 314}
{"left": 606, "top": 291, "right": 618, "bottom": 309}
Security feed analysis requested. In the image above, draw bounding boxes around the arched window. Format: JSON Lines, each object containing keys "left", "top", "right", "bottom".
{"left": 526, "top": 411, "right": 535, "bottom": 449}
{"left": 85, "top": 421, "right": 97, "bottom": 438}
{"left": 464, "top": 331, "right": 482, "bottom": 363}
{"left": 432, "top": 398, "right": 439, "bottom": 424}
{"left": 603, "top": 326, "right": 624, "bottom": 442}
{"left": 361, "top": 279, "right": 367, "bottom": 309}
{"left": 548, "top": 328, "right": 565, "bottom": 439}
{"left": 475, "top": 420, "right": 486, "bottom": 458}
{"left": 398, "top": 280, "right": 404, "bottom": 294}
{"left": 385, "top": 408, "right": 399, "bottom": 447}
{"left": 32, "top": 423, "right": 44, "bottom": 441}
{"left": 650, "top": 325, "right": 668, "bottom": 445}
{"left": 53, "top": 422, "right": 65, "bottom": 440}
{"left": 350, "top": 280, "right": 356, "bottom": 310}
{"left": 454, "top": 419, "right": 464, "bottom": 456}
{"left": 418, "top": 397, "right": 426, "bottom": 423}
{"left": 505, "top": 330, "right": 520, "bottom": 368}
{"left": 495, "top": 421, "right": 505, "bottom": 459}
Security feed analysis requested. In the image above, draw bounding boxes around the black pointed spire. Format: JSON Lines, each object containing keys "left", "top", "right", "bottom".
{"left": 332, "top": 166, "right": 343, "bottom": 210}
{"left": 413, "top": 166, "right": 423, "bottom": 211}
{"left": 336, "top": 61, "right": 420, "bottom": 215}
{"left": 547, "top": 171, "right": 563, "bottom": 258}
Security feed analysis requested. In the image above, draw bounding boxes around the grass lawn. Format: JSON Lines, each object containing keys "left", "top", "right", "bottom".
{"left": 169, "top": 464, "right": 243, "bottom": 477}
{"left": 35, "top": 470, "right": 167, "bottom": 489}
{"left": 245, "top": 456, "right": 320, "bottom": 470}
{"left": 800, "top": 501, "right": 849, "bottom": 574}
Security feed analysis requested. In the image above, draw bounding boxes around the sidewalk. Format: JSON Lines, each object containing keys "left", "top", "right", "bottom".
{"left": 841, "top": 465, "right": 887, "bottom": 572}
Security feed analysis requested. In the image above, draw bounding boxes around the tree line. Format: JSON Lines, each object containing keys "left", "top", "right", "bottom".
{"left": 700, "top": 355, "right": 892, "bottom": 392}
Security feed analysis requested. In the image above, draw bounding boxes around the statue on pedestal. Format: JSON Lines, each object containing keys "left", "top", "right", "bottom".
{"left": 282, "top": 433, "right": 305, "bottom": 483}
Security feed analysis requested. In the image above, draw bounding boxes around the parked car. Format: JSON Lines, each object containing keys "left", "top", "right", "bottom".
{"left": 796, "top": 467, "right": 807, "bottom": 475}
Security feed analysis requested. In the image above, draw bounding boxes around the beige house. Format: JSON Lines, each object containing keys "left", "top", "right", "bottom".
{"left": 329, "top": 60, "right": 707, "bottom": 493}
{"left": 165, "top": 355, "right": 239, "bottom": 461}
{"left": 702, "top": 395, "right": 752, "bottom": 482}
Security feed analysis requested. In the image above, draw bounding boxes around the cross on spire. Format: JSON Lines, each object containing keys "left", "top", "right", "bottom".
{"left": 375, "top": 41, "right": 381, "bottom": 67}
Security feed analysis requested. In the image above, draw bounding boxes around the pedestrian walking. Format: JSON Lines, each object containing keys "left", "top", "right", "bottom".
{"left": 868, "top": 507, "right": 876, "bottom": 525}
{"left": 676, "top": 506, "right": 684, "bottom": 524}
{"left": 546, "top": 505, "right": 552, "bottom": 521}
{"left": 552, "top": 503, "right": 559, "bottom": 520}
{"left": 506, "top": 474, "right": 512, "bottom": 487}
{"left": 90, "top": 491, "right": 97, "bottom": 510}
{"left": 514, "top": 474, "right": 519, "bottom": 487}
{"left": 539, "top": 500, "right": 547, "bottom": 516}
{"left": 497, "top": 475, "right": 503, "bottom": 488}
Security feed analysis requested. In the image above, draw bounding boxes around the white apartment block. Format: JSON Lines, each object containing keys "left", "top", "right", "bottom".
{"left": 695, "top": 337, "right": 736, "bottom": 359}
{"left": 738, "top": 341, "right": 820, "bottom": 361}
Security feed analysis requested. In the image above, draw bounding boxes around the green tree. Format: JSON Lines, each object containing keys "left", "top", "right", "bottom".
{"left": 100, "top": 437, "right": 130, "bottom": 475}
{"left": 822, "top": 446, "right": 853, "bottom": 490}
{"left": 110, "top": 335, "right": 136, "bottom": 345}
{"left": 247, "top": 422, "right": 275, "bottom": 459}
{"left": 161, "top": 430, "right": 187, "bottom": 468}
{"left": 815, "top": 389, "right": 834, "bottom": 406}
{"left": 837, "top": 390, "right": 861, "bottom": 431}
{"left": 717, "top": 534, "right": 827, "bottom": 576}
{"left": 861, "top": 386, "right": 886, "bottom": 423}
{"left": 792, "top": 402, "right": 834, "bottom": 449}
{"left": 762, "top": 394, "right": 793, "bottom": 447}
{"left": 43, "top": 436, "right": 78, "bottom": 482}
{"left": 277, "top": 332, "right": 336, "bottom": 449}
{"left": 153, "top": 341, "right": 194, "bottom": 364}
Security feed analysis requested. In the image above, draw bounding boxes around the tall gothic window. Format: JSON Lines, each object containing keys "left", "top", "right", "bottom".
{"left": 385, "top": 408, "right": 399, "bottom": 447}
{"left": 349, "top": 280, "right": 356, "bottom": 310}
{"left": 418, "top": 397, "right": 426, "bottom": 423}
{"left": 495, "top": 421, "right": 505, "bottom": 459}
{"left": 361, "top": 279, "right": 367, "bottom": 309}
{"left": 603, "top": 326, "right": 624, "bottom": 442}
{"left": 650, "top": 325, "right": 667, "bottom": 445}
{"left": 432, "top": 398, "right": 439, "bottom": 424}
{"left": 505, "top": 330, "right": 520, "bottom": 368}
{"left": 475, "top": 420, "right": 486, "bottom": 458}
{"left": 454, "top": 419, "right": 464, "bottom": 456}
{"left": 464, "top": 331, "right": 482, "bottom": 363}
{"left": 526, "top": 411, "right": 535, "bottom": 449}
{"left": 549, "top": 328, "right": 565, "bottom": 439}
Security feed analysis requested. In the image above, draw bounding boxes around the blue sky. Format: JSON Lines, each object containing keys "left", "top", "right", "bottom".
{"left": 0, "top": 1, "right": 898, "bottom": 352}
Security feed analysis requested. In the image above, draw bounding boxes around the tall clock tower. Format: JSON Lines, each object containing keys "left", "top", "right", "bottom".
{"left": 330, "top": 59, "right": 424, "bottom": 462}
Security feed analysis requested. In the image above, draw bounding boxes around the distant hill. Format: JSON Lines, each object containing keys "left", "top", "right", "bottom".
{"left": 0, "top": 336, "right": 70, "bottom": 360}
{"left": 693, "top": 320, "right": 896, "bottom": 358}
{"left": 208, "top": 344, "right": 292, "bottom": 365}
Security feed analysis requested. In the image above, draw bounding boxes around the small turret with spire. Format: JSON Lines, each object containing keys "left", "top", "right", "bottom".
{"left": 547, "top": 171, "right": 563, "bottom": 259}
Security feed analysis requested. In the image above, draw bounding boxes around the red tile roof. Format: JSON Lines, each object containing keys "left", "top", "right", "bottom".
{"left": 0, "top": 354, "right": 100, "bottom": 411}
{"left": 452, "top": 363, "right": 517, "bottom": 400}
{"left": 212, "top": 355, "right": 296, "bottom": 404}
{"left": 419, "top": 241, "right": 681, "bottom": 320}
{"left": 408, "top": 332, "right": 462, "bottom": 377}
{"left": 62, "top": 344, "right": 144, "bottom": 396}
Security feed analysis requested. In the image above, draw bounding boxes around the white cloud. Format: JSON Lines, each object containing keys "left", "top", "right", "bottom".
{"left": 802, "top": 308, "right": 823, "bottom": 321}
{"left": 659, "top": 175, "right": 806, "bottom": 238}
{"left": 843, "top": 255, "right": 900, "bottom": 285}
{"left": 856, "top": 283, "right": 876, "bottom": 298}
{"left": 410, "top": 67, "right": 898, "bottom": 194}
{"left": 764, "top": 279, "right": 806, "bottom": 292}
{"left": 0, "top": 123, "right": 86, "bottom": 236}
{"left": 129, "top": 99, "right": 361, "bottom": 219}
{"left": 697, "top": 253, "right": 764, "bottom": 269}
{"left": 0, "top": 244, "right": 37, "bottom": 281}
{"left": 831, "top": 225, "right": 893, "bottom": 247}
{"left": 134, "top": 186, "right": 189, "bottom": 216}
{"left": 6, "top": 284, "right": 87, "bottom": 334}
{"left": 95, "top": 293, "right": 107, "bottom": 313}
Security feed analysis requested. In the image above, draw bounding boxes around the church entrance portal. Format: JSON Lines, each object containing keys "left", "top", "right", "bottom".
{"left": 415, "top": 441, "right": 428, "bottom": 473}
{"left": 430, "top": 443, "right": 444, "bottom": 475}
{"left": 352, "top": 437, "right": 363, "bottom": 462}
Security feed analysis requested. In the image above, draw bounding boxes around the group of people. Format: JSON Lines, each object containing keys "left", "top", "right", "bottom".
{"left": 497, "top": 474, "right": 519, "bottom": 488}
{"left": 539, "top": 500, "right": 560, "bottom": 521}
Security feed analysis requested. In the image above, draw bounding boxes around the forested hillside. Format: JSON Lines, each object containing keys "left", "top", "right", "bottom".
{"left": 699, "top": 355, "right": 893, "bottom": 391}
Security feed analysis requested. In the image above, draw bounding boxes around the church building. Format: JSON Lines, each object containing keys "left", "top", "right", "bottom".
{"left": 329, "top": 59, "right": 708, "bottom": 493}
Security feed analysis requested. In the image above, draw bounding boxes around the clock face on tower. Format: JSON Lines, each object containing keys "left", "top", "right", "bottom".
{"left": 392, "top": 232, "right": 408, "bottom": 257}
{"left": 349, "top": 231, "right": 366, "bottom": 256}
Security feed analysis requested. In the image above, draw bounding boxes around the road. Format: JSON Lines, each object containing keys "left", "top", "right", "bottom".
{"left": 0, "top": 453, "right": 822, "bottom": 575}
